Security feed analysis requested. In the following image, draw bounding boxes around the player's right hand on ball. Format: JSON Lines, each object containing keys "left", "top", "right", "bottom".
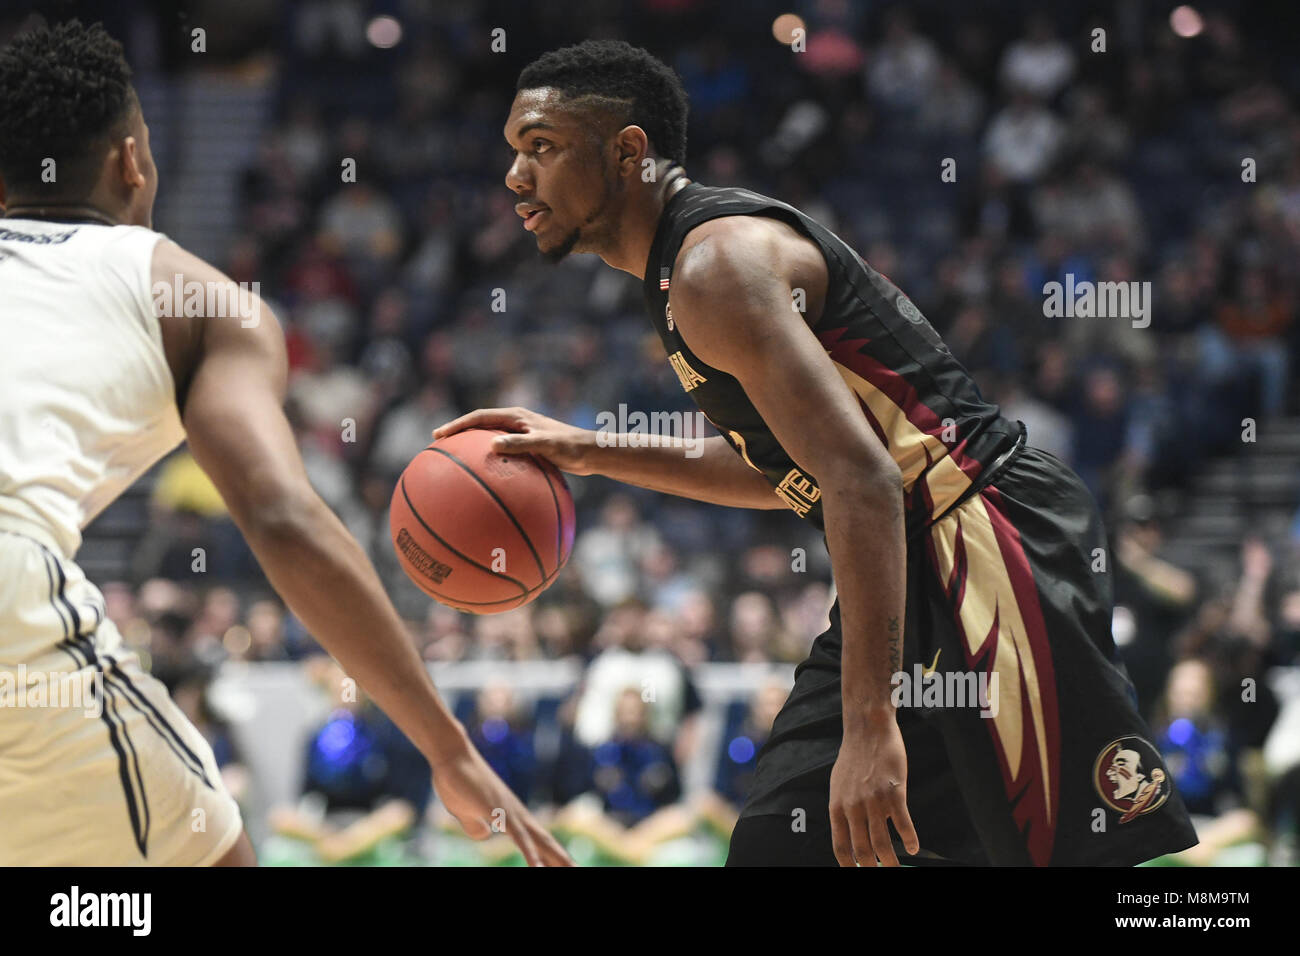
{"left": 431, "top": 731, "right": 574, "bottom": 866}
{"left": 433, "top": 407, "right": 594, "bottom": 475}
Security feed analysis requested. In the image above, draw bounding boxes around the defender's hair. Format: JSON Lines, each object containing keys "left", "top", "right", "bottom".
{"left": 0, "top": 20, "right": 136, "bottom": 198}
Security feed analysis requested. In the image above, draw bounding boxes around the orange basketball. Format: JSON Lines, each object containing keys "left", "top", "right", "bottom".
{"left": 390, "top": 428, "right": 576, "bottom": 614}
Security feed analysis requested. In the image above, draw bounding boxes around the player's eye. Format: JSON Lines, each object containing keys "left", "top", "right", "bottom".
{"left": 505, "top": 140, "right": 551, "bottom": 159}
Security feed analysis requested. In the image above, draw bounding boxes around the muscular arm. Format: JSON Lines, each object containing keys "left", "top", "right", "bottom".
{"left": 669, "top": 216, "right": 918, "bottom": 865}
{"left": 152, "top": 241, "right": 569, "bottom": 864}
{"left": 587, "top": 434, "right": 784, "bottom": 509}
{"left": 669, "top": 218, "right": 905, "bottom": 721}
{"left": 154, "top": 240, "right": 463, "bottom": 762}
{"left": 431, "top": 419, "right": 785, "bottom": 511}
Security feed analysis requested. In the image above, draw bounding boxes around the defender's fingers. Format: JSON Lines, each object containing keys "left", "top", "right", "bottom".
{"left": 510, "top": 822, "right": 542, "bottom": 867}
{"left": 532, "top": 823, "right": 575, "bottom": 867}
{"left": 457, "top": 813, "right": 492, "bottom": 841}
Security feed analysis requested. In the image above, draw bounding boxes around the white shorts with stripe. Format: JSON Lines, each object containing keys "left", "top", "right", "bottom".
{"left": 0, "top": 524, "right": 244, "bottom": 865}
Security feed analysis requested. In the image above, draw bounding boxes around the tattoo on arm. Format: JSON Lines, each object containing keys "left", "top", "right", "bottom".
{"left": 887, "top": 616, "right": 901, "bottom": 674}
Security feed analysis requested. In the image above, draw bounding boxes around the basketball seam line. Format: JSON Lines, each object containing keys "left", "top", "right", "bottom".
{"left": 412, "top": 560, "right": 563, "bottom": 608}
{"left": 403, "top": 532, "right": 565, "bottom": 609}
{"left": 398, "top": 475, "right": 531, "bottom": 595}
{"left": 413, "top": 567, "right": 559, "bottom": 608}
{"left": 538, "top": 460, "right": 567, "bottom": 570}
{"left": 422, "top": 445, "right": 549, "bottom": 582}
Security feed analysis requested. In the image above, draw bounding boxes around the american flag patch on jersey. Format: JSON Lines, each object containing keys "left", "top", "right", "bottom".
{"left": 659, "top": 267, "right": 670, "bottom": 291}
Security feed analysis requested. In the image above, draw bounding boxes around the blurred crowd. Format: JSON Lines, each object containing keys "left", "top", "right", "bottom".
{"left": 49, "top": 0, "right": 1300, "bottom": 862}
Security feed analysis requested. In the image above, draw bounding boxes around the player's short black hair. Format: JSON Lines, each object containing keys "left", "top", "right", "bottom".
{"left": 516, "top": 39, "right": 688, "bottom": 165}
{"left": 0, "top": 20, "right": 137, "bottom": 198}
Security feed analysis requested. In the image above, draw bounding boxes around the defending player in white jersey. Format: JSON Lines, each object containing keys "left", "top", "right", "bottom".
{"left": 0, "top": 19, "right": 571, "bottom": 866}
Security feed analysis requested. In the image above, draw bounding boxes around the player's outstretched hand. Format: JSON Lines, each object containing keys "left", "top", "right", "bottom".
{"left": 433, "top": 407, "right": 594, "bottom": 475}
{"left": 829, "top": 715, "right": 921, "bottom": 867}
{"left": 431, "top": 732, "right": 575, "bottom": 866}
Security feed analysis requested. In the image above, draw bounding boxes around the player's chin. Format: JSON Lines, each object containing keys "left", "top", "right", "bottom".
{"left": 539, "top": 229, "right": 580, "bottom": 264}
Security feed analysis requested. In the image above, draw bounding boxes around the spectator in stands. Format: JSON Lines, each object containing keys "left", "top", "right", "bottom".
{"left": 864, "top": 8, "right": 939, "bottom": 113}
{"left": 1068, "top": 364, "right": 1130, "bottom": 507}
{"left": 917, "top": 58, "right": 985, "bottom": 138}
{"left": 318, "top": 180, "right": 405, "bottom": 279}
{"left": 269, "top": 659, "right": 431, "bottom": 863}
{"left": 466, "top": 682, "right": 537, "bottom": 804}
{"left": 572, "top": 494, "right": 664, "bottom": 608}
{"left": 989, "top": 372, "right": 1073, "bottom": 464}
{"left": 370, "top": 381, "right": 459, "bottom": 480}
{"left": 552, "top": 688, "right": 684, "bottom": 863}
{"left": 591, "top": 689, "right": 682, "bottom": 825}
{"left": 574, "top": 601, "right": 703, "bottom": 762}
{"left": 1033, "top": 161, "right": 1146, "bottom": 259}
{"left": 727, "top": 591, "right": 785, "bottom": 663}
{"left": 471, "top": 606, "right": 542, "bottom": 662}
{"left": 713, "top": 680, "right": 789, "bottom": 812}
{"left": 1210, "top": 265, "right": 1293, "bottom": 418}
{"left": 999, "top": 13, "right": 1075, "bottom": 101}
{"left": 168, "top": 658, "right": 250, "bottom": 805}
{"left": 983, "top": 90, "right": 1064, "bottom": 184}
{"left": 1113, "top": 497, "right": 1199, "bottom": 720}
{"left": 1156, "top": 657, "right": 1241, "bottom": 815}
{"left": 1161, "top": 658, "right": 1265, "bottom": 865}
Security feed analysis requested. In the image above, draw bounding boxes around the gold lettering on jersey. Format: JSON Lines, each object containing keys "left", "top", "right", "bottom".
{"left": 668, "top": 351, "right": 707, "bottom": 392}
{"left": 775, "top": 468, "right": 821, "bottom": 516}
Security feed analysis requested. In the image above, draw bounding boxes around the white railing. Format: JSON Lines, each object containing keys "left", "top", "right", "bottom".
{"left": 211, "top": 659, "right": 796, "bottom": 838}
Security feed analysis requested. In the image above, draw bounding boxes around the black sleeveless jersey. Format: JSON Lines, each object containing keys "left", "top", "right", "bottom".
{"left": 641, "top": 182, "right": 1023, "bottom": 539}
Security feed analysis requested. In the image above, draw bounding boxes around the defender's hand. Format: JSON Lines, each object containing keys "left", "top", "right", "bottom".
{"left": 433, "top": 407, "right": 595, "bottom": 475}
{"left": 431, "top": 732, "right": 574, "bottom": 866}
{"left": 829, "top": 715, "right": 920, "bottom": 867}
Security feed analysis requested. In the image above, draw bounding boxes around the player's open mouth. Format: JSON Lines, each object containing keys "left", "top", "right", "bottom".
{"left": 524, "top": 209, "right": 549, "bottom": 231}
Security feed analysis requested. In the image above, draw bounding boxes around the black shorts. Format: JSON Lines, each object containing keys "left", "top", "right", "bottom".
{"left": 727, "top": 446, "right": 1199, "bottom": 866}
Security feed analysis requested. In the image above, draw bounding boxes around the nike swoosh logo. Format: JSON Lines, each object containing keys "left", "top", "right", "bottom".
{"left": 923, "top": 649, "right": 941, "bottom": 677}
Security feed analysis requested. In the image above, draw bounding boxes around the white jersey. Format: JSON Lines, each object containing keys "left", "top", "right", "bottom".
{"left": 0, "top": 218, "right": 183, "bottom": 559}
{"left": 0, "top": 221, "right": 244, "bottom": 865}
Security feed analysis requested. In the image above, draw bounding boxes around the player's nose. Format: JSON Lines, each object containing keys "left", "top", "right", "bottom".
{"left": 505, "top": 153, "right": 531, "bottom": 193}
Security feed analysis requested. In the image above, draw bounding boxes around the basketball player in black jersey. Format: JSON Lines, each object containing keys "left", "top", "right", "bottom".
{"left": 437, "top": 40, "right": 1199, "bottom": 866}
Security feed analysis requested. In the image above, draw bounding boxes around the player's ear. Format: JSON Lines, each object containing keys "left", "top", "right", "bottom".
{"left": 613, "top": 124, "right": 649, "bottom": 176}
{"left": 118, "top": 135, "right": 147, "bottom": 190}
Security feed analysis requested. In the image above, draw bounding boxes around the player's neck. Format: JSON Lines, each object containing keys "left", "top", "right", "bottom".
{"left": 1, "top": 198, "right": 123, "bottom": 227}
{"left": 599, "top": 165, "right": 691, "bottom": 279}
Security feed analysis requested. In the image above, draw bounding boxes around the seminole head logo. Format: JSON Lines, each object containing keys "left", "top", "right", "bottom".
{"left": 1093, "top": 736, "right": 1171, "bottom": 823}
